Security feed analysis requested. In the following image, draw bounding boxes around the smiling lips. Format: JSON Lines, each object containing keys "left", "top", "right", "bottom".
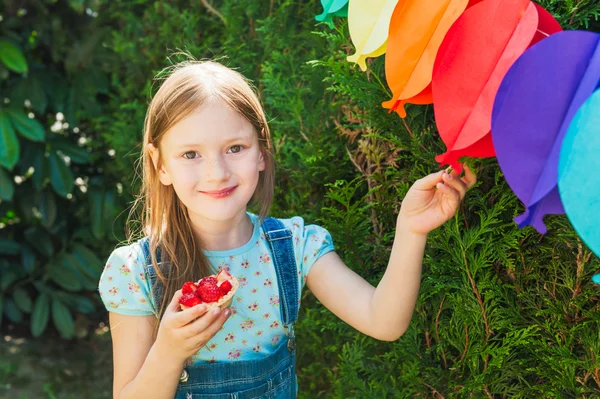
{"left": 201, "top": 186, "right": 238, "bottom": 198}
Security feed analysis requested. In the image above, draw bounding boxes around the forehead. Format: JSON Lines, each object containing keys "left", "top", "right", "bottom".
{"left": 161, "top": 101, "right": 256, "bottom": 148}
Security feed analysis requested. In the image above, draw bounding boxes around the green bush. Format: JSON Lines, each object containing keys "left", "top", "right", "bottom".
{"left": 0, "top": 1, "right": 127, "bottom": 339}
{"left": 1, "top": 0, "right": 599, "bottom": 397}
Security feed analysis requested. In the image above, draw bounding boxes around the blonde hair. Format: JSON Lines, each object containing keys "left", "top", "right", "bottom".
{"left": 128, "top": 60, "right": 275, "bottom": 334}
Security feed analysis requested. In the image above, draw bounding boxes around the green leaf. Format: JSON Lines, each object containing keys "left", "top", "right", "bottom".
{"left": 27, "top": 72, "right": 48, "bottom": 114}
{"left": 65, "top": 29, "right": 108, "bottom": 74}
{"left": 9, "top": 73, "right": 47, "bottom": 114}
{"left": 24, "top": 227, "right": 54, "bottom": 257}
{"left": 4, "top": 297, "right": 23, "bottom": 323}
{"left": 0, "top": 167, "right": 14, "bottom": 201}
{"left": 12, "top": 288, "right": 32, "bottom": 313}
{"left": 74, "top": 296, "right": 95, "bottom": 314}
{"left": 0, "top": 269, "right": 19, "bottom": 291}
{"left": 31, "top": 146, "right": 49, "bottom": 191}
{"left": 51, "top": 298, "right": 74, "bottom": 339}
{"left": 0, "top": 111, "right": 20, "bottom": 170}
{"left": 18, "top": 142, "right": 37, "bottom": 175}
{"left": 40, "top": 190, "right": 57, "bottom": 228}
{"left": 21, "top": 245, "right": 36, "bottom": 274}
{"left": 89, "top": 67, "right": 109, "bottom": 94}
{"left": 70, "top": 248, "right": 101, "bottom": 281}
{"left": 31, "top": 293, "right": 50, "bottom": 337}
{"left": 47, "top": 254, "right": 83, "bottom": 292}
{"left": 48, "top": 151, "right": 74, "bottom": 197}
{"left": 0, "top": 240, "right": 20, "bottom": 255}
{"left": 63, "top": 253, "right": 96, "bottom": 291}
{"left": 49, "top": 138, "right": 90, "bottom": 164}
{"left": 0, "top": 40, "right": 28, "bottom": 74}
{"left": 6, "top": 109, "right": 45, "bottom": 142}
{"left": 17, "top": 186, "right": 36, "bottom": 223}
{"left": 40, "top": 69, "right": 67, "bottom": 112}
{"left": 64, "top": 84, "right": 78, "bottom": 126}
{"left": 89, "top": 185, "right": 104, "bottom": 239}
{"left": 53, "top": 291, "right": 95, "bottom": 314}
{"left": 0, "top": 296, "right": 3, "bottom": 327}
{"left": 103, "top": 188, "right": 116, "bottom": 234}
{"left": 71, "top": 243, "right": 103, "bottom": 276}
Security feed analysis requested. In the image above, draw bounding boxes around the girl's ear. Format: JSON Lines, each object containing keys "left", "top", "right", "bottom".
{"left": 258, "top": 149, "right": 266, "bottom": 172}
{"left": 147, "top": 143, "right": 173, "bottom": 186}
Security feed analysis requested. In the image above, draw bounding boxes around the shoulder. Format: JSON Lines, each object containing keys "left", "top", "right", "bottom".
{"left": 263, "top": 215, "right": 332, "bottom": 242}
{"left": 107, "top": 240, "right": 146, "bottom": 264}
{"left": 271, "top": 215, "right": 306, "bottom": 230}
{"left": 261, "top": 214, "right": 308, "bottom": 234}
{"left": 102, "top": 239, "right": 148, "bottom": 277}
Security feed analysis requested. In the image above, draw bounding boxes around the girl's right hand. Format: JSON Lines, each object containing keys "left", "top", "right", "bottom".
{"left": 154, "top": 290, "right": 231, "bottom": 363}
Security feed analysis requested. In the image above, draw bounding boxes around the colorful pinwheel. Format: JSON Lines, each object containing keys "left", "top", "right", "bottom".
{"left": 492, "top": 31, "right": 600, "bottom": 234}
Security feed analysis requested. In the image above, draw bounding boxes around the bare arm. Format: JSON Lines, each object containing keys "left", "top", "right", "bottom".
{"left": 110, "top": 313, "right": 183, "bottom": 399}
{"left": 306, "top": 221, "right": 426, "bottom": 341}
{"left": 110, "top": 291, "right": 232, "bottom": 399}
{"left": 307, "top": 167, "right": 475, "bottom": 341}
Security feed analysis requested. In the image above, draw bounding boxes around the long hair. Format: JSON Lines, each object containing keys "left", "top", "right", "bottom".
{"left": 128, "top": 60, "right": 275, "bottom": 337}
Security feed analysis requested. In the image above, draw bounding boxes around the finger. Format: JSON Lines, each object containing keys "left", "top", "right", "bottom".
{"left": 436, "top": 182, "right": 461, "bottom": 204}
{"left": 191, "top": 308, "right": 232, "bottom": 346}
{"left": 461, "top": 165, "right": 477, "bottom": 189}
{"left": 173, "top": 303, "right": 210, "bottom": 327}
{"left": 165, "top": 290, "right": 184, "bottom": 314}
{"left": 413, "top": 170, "right": 445, "bottom": 190}
{"left": 442, "top": 172, "right": 468, "bottom": 200}
{"left": 186, "top": 306, "right": 231, "bottom": 339}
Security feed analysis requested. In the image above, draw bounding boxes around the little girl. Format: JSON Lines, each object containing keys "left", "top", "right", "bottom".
{"left": 98, "top": 60, "right": 476, "bottom": 399}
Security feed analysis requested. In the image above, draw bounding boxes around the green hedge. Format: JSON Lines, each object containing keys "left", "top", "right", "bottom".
{"left": 0, "top": 1, "right": 127, "bottom": 339}
{"left": 1, "top": 0, "right": 599, "bottom": 396}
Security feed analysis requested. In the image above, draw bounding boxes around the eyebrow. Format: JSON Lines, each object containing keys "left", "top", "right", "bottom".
{"left": 174, "top": 135, "right": 253, "bottom": 149}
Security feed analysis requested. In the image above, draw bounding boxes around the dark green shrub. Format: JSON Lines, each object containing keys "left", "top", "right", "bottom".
{"left": 0, "top": 1, "right": 126, "bottom": 339}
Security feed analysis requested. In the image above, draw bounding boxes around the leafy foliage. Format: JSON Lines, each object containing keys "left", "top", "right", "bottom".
{"left": 0, "top": 1, "right": 125, "bottom": 339}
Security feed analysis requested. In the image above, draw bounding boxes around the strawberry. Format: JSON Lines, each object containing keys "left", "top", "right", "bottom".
{"left": 182, "top": 281, "right": 198, "bottom": 295}
{"left": 197, "top": 284, "right": 223, "bottom": 303}
{"left": 216, "top": 270, "right": 232, "bottom": 283}
{"left": 198, "top": 276, "right": 218, "bottom": 287}
{"left": 179, "top": 292, "right": 202, "bottom": 308}
{"left": 219, "top": 280, "right": 233, "bottom": 295}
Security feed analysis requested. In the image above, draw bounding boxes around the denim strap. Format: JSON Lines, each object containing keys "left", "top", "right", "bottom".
{"left": 138, "top": 237, "right": 167, "bottom": 315}
{"left": 261, "top": 217, "right": 300, "bottom": 351}
{"left": 138, "top": 237, "right": 162, "bottom": 264}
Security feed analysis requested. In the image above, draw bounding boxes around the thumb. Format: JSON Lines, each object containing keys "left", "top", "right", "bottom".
{"left": 165, "top": 289, "right": 184, "bottom": 313}
{"left": 412, "top": 170, "right": 445, "bottom": 190}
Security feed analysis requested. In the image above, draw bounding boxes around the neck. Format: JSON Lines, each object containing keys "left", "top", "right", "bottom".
{"left": 188, "top": 209, "right": 254, "bottom": 251}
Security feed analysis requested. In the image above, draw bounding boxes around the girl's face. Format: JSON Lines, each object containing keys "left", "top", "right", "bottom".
{"left": 150, "top": 101, "right": 265, "bottom": 223}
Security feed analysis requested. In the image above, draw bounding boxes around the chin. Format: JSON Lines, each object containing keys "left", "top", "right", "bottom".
{"left": 189, "top": 202, "right": 249, "bottom": 222}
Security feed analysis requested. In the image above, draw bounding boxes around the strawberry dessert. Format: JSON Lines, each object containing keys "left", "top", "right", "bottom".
{"left": 179, "top": 270, "right": 239, "bottom": 311}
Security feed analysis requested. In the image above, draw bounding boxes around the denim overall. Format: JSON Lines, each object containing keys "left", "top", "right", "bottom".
{"left": 139, "top": 217, "right": 299, "bottom": 399}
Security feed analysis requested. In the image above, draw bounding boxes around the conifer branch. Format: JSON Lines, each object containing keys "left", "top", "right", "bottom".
{"left": 200, "top": 0, "right": 226, "bottom": 25}
{"left": 460, "top": 324, "right": 469, "bottom": 362}
{"left": 462, "top": 251, "right": 493, "bottom": 342}
{"left": 423, "top": 382, "right": 445, "bottom": 399}
{"left": 435, "top": 296, "right": 448, "bottom": 369}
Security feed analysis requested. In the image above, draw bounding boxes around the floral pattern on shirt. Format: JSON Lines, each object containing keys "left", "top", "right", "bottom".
{"left": 98, "top": 213, "right": 334, "bottom": 363}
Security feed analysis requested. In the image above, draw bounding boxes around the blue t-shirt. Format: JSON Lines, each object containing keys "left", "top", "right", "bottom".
{"left": 98, "top": 213, "right": 334, "bottom": 364}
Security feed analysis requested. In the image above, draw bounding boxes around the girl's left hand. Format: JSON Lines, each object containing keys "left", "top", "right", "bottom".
{"left": 399, "top": 166, "right": 477, "bottom": 235}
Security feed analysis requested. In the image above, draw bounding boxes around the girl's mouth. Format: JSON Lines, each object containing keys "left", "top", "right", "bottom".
{"left": 201, "top": 186, "right": 238, "bottom": 198}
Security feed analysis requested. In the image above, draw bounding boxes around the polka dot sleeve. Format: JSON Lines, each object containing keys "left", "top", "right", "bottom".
{"left": 97, "top": 244, "right": 155, "bottom": 316}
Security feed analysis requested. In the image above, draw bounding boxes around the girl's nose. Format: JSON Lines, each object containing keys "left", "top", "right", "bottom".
{"left": 205, "top": 156, "right": 230, "bottom": 182}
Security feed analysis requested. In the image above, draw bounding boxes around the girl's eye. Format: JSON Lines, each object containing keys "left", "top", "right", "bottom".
{"left": 183, "top": 151, "right": 198, "bottom": 160}
{"left": 229, "top": 145, "right": 244, "bottom": 154}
